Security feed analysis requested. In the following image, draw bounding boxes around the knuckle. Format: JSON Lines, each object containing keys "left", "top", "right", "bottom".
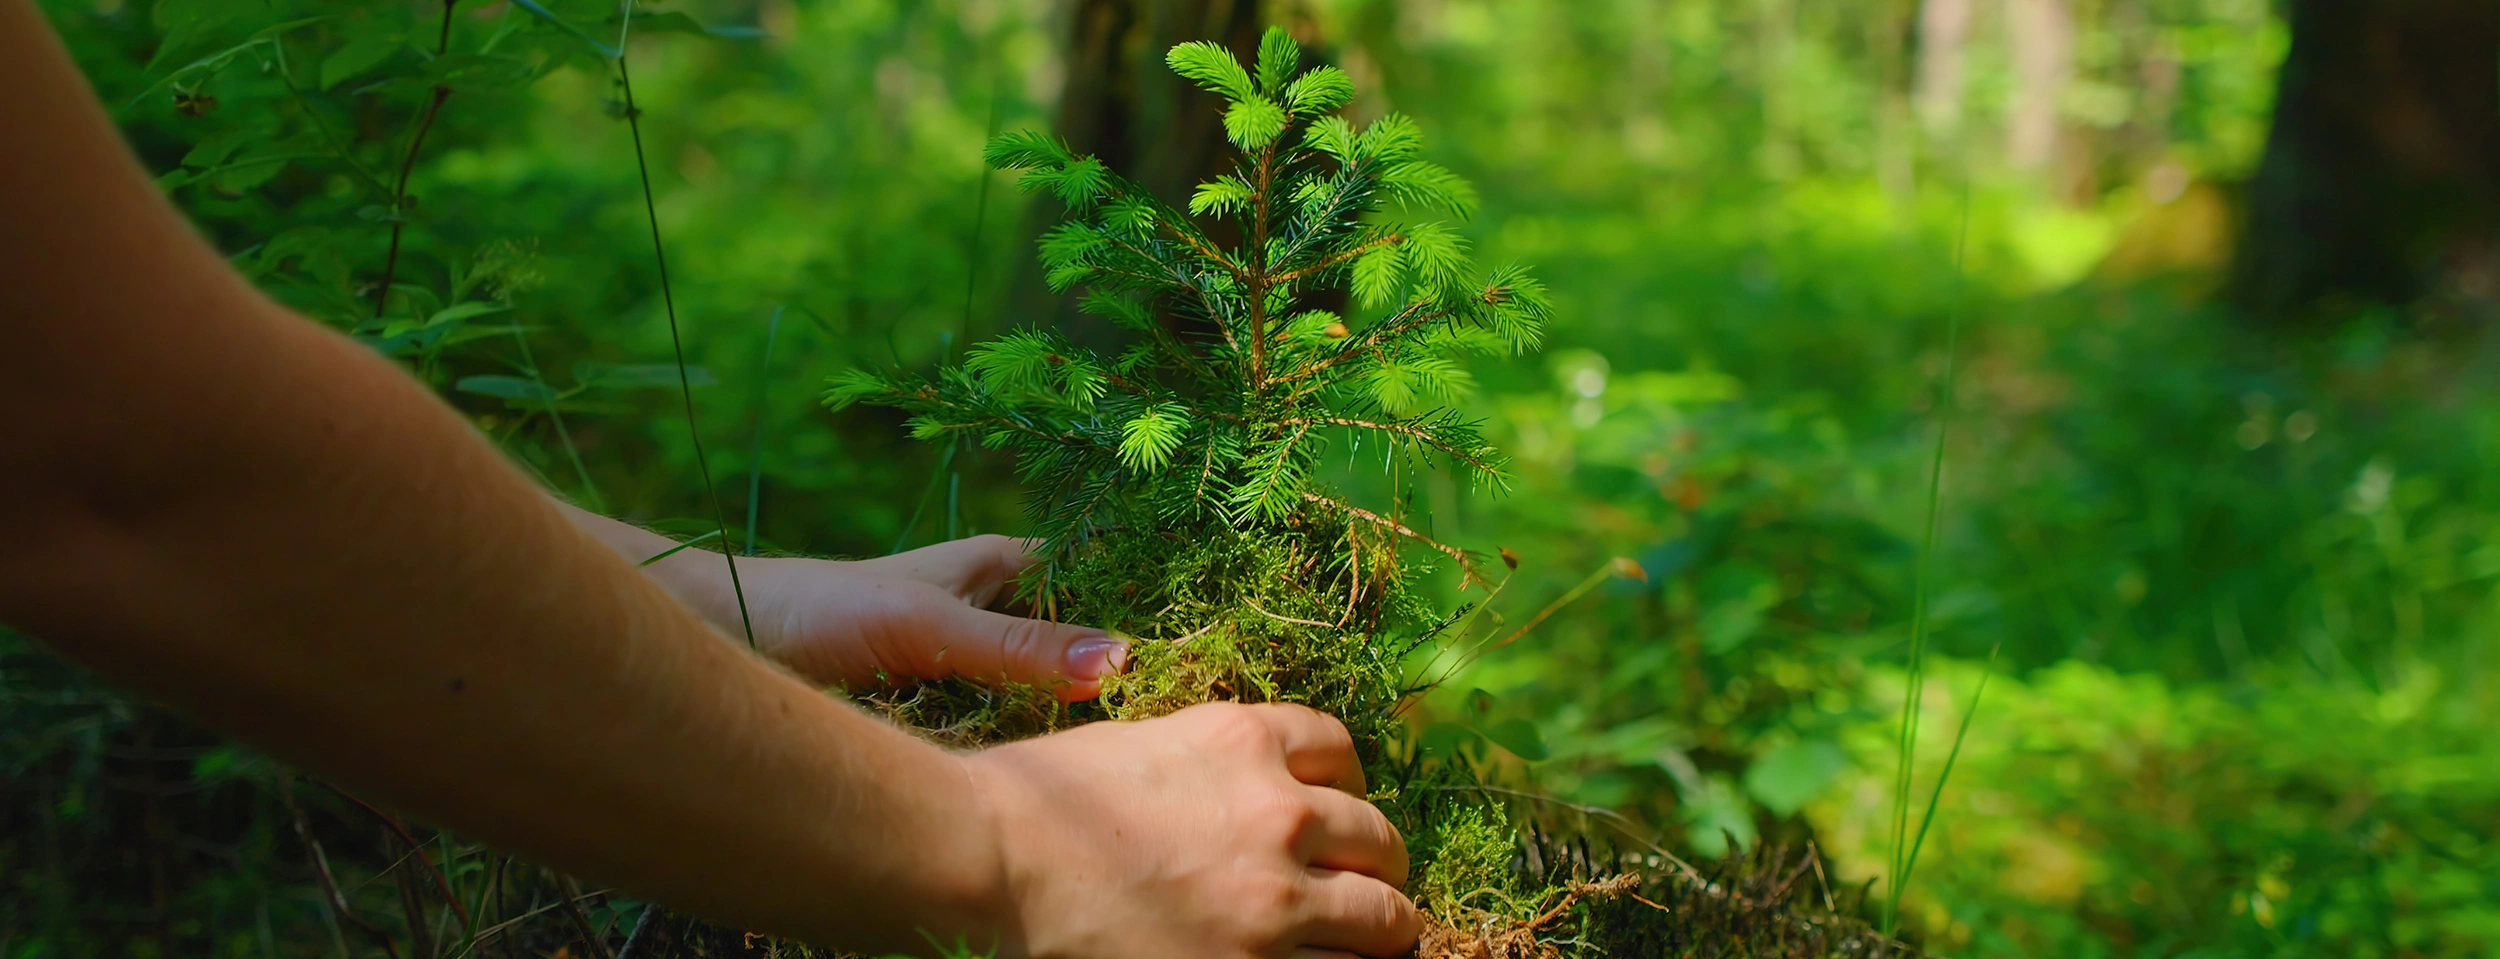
{"left": 1244, "top": 786, "right": 1316, "bottom": 839}
{"left": 1236, "top": 871, "right": 1302, "bottom": 921}
{"left": 992, "top": 619, "right": 1052, "bottom": 674}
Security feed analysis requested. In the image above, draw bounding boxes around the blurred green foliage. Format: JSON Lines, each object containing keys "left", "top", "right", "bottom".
{"left": 10, "top": 0, "right": 2500, "bottom": 957}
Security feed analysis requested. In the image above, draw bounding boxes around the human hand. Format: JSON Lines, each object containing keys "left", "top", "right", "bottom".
{"left": 962, "top": 702, "right": 1422, "bottom": 959}
{"left": 733, "top": 536, "right": 1127, "bottom": 701}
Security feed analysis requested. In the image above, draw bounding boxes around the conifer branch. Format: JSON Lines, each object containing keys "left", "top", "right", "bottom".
{"left": 1270, "top": 232, "right": 1404, "bottom": 286}
{"left": 1289, "top": 416, "right": 1502, "bottom": 473}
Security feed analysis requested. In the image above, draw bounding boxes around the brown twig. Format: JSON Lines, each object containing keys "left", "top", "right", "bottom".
{"left": 1299, "top": 491, "right": 1484, "bottom": 586}
{"left": 556, "top": 873, "right": 617, "bottom": 959}
{"left": 281, "top": 781, "right": 403, "bottom": 959}
{"left": 1288, "top": 416, "right": 1503, "bottom": 472}
{"left": 372, "top": 0, "right": 461, "bottom": 319}
{"left": 320, "top": 782, "right": 474, "bottom": 933}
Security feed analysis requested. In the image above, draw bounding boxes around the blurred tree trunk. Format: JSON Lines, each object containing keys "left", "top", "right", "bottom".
{"left": 1914, "top": 0, "right": 1973, "bottom": 139}
{"left": 2235, "top": 0, "right": 2500, "bottom": 323}
{"left": 1012, "top": 0, "right": 1265, "bottom": 337}
{"left": 2003, "top": 0, "right": 2073, "bottom": 175}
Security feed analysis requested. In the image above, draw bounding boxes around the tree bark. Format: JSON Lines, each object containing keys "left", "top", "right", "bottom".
{"left": 1015, "top": 0, "right": 1266, "bottom": 338}
{"left": 2235, "top": 0, "right": 2500, "bottom": 324}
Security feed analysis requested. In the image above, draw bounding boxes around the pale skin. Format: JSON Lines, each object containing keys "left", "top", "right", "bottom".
{"left": 0, "top": 4, "right": 1421, "bottom": 958}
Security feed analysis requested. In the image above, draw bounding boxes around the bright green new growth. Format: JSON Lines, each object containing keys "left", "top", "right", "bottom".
{"left": 826, "top": 30, "right": 1545, "bottom": 566}
{"left": 827, "top": 27, "right": 1554, "bottom": 934}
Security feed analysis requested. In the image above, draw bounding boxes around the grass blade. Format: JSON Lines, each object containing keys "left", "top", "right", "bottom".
{"left": 744, "top": 308, "right": 784, "bottom": 555}
{"left": 1884, "top": 178, "right": 1972, "bottom": 937}
{"left": 637, "top": 529, "right": 723, "bottom": 567}
{"left": 615, "top": 39, "right": 755, "bottom": 647}
{"left": 1901, "top": 641, "right": 2002, "bottom": 890}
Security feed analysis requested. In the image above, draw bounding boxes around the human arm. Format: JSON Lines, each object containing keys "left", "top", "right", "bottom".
{"left": 0, "top": 5, "right": 1417, "bottom": 956}
{"left": 558, "top": 504, "right": 1128, "bottom": 700}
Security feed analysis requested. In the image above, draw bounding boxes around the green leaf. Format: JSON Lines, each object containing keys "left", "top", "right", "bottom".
{"left": 426, "top": 302, "right": 508, "bottom": 327}
{"left": 1223, "top": 96, "right": 1288, "bottom": 150}
{"left": 1283, "top": 66, "right": 1354, "bottom": 115}
{"left": 508, "top": 0, "right": 621, "bottom": 58}
{"left": 180, "top": 128, "right": 254, "bottom": 170}
{"left": 1189, "top": 176, "right": 1254, "bottom": 217}
{"left": 1744, "top": 740, "right": 1849, "bottom": 817}
{"left": 610, "top": 10, "right": 767, "bottom": 40}
{"left": 422, "top": 53, "right": 539, "bottom": 94}
{"left": 1677, "top": 774, "right": 1759, "bottom": 858}
{"left": 1166, "top": 41, "right": 1254, "bottom": 102}
{"left": 320, "top": 33, "right": 402, "bottom": 91}
{"left": 1255, "top": 27, "right": 1300, "bottom": 94}
{"left": 1119, "top": 404, "right": 1190, "bottom": 472}
{"left": 575, "top": 361, "right": 716, "bottom": 389}
{"left": 456, "top": 375, "right": 558, "bottom": 400}
{"left": 1481, "top": 719, "right": 1549, "bottom": 761}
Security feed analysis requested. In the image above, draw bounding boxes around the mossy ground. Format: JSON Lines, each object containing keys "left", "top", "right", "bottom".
{"left": 843, "top": 516, "right": 1913, "bottom": 959}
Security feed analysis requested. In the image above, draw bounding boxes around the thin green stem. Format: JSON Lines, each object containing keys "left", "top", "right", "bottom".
{"left": 743, "top": 308, "right": 784, "bottom": 555}
{"left": 1902, "top": 641, "right": 2002, "bottom": 889}
{"left": 616, "top": 50, "right": 755, "bottom": 648}
{"left": 509, "top": 328, "right": 603, "bottom": 512}
{"left": 1884, "top": 179, "right": 1971, "bottom": 937}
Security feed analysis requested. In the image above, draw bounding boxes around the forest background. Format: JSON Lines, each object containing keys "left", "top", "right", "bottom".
{"left": 8, "top": 0, "right": 2500, "bottom": 957}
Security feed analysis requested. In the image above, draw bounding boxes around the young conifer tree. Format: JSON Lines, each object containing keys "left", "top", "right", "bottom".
{"left": 830, "top": 29, "right": 1545, "bottom": 556}
{"left": 825, "top": 31, "right": 1913, "bottom": 958}
{"left": 828, "top": 23, "right": 1550, "bottom": 935}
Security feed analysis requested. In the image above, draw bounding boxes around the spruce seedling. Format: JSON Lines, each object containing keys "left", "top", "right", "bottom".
{"left": 828, "top": 24, "right": 1557, "bottom": 932}
{"left": 827, "top": 31, "right": 1909, "bottom": 957}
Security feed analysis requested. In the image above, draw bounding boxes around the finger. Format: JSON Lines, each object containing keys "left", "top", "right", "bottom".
{"left": 1245, "top": 703, "right": 1367, "bottom": 796}
{"left": 905, "top": 602, "right": 1127, "bottom": 702}
{"left": 851, "top": 535, "right": 1040, "bottom": 606}
{"left": 1291, "top": 869, "right": 1423, "bottom": 958}
{"left": 1297, "top": 785, "right": 1410, "bottom": 889}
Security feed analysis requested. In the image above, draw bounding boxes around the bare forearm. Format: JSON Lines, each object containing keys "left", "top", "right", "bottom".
{"left": 554, "top": 499, "right": 751, "bottom": 627}
{"left": 0, "top": 5, "right": 1004, "bottom": 950}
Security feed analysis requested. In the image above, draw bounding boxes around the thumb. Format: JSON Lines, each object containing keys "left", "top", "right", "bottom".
{"left": 920, "top": 603, "right": 1129, "bottom": 702}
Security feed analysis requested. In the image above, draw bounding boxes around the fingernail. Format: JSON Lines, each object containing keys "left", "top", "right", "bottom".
{"left": 1065, "top": 635, "right": 1129, "bottom": 682}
